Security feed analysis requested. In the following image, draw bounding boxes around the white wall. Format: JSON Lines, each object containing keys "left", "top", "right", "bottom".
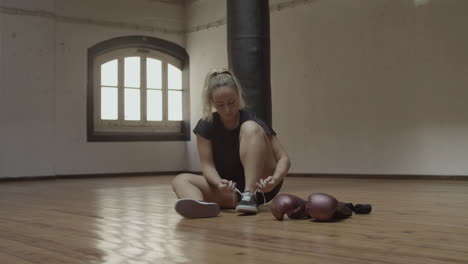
{"left": 2, "top": 0, "right": 468, "bottom": 178}
{"left": 185, "top": 0, "right": 228, "bottom": 171}
{"left": 2, "top": 0, "right": 57, "bottom": 177}
{"left": 186, "top": 0, "right": 468, "bottom": 176}
{"left": 1, "top": 0, "right": 187, "bottom": 178}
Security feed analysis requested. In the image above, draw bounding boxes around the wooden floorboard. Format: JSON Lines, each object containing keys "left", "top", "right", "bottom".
{"left": 1, "top": 176, "right": 467, "bottom": 264}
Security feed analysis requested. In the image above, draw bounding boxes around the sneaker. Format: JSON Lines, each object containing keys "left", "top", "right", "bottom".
{"left": 175, "top": 198, "right": 220, "bottom": 218}
{"left": 236, "top": 192, "right": 258, "bottom": 214}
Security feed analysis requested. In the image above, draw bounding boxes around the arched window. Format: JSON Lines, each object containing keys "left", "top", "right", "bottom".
{"left": 87, "top": 36, "right": 190, "bottom": 141}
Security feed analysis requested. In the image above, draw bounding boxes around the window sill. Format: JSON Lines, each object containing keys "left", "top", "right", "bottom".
{"left": 87, "top": 131, "right": 189, "bottom": 142}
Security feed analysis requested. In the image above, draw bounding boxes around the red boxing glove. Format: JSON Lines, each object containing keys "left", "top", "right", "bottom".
{"left": 306, "top": 193, "right": 338, "bottom": 221}
{"left": 270, "top": 194, "right": 308, "bottom": 221}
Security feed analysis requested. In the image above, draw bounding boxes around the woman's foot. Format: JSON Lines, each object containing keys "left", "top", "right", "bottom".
{"left": 175, "top": 198, "right": 221, "bottom": 218}
{"left": 236, "top": 192, "right": 258, "bottom": 214}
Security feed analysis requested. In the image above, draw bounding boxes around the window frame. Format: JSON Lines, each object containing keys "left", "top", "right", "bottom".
{"left": 87, "top": 36, "right": 190, "bottom": 142}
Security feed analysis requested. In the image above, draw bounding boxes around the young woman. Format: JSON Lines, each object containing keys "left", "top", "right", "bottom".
{"left": 172, "top": 69, "right": 291, "bottom": 218}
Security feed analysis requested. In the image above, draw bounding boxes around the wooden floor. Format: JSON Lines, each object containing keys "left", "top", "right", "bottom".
{"left": 0, "top": 176, "right": 467, "bottom": 264}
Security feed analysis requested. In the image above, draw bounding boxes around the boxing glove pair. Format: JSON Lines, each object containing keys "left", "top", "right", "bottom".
{"left": 270, "top": 193, "right": 371, "bottom": 221}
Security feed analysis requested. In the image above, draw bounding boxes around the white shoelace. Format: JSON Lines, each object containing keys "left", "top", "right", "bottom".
{"left": 233, "top": 188, "right": 266, "bottom": 208}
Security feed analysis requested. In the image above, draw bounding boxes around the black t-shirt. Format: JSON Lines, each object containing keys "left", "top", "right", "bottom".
{"left": 193, "top": 109, "right": 276, "bottom": 191}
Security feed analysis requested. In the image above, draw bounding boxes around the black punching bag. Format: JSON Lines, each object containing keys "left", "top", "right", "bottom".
{"left": 227, "top": 0, "right": 272, "bottom": 127}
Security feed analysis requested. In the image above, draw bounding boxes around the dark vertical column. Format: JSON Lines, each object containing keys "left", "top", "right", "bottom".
{"left": 227, "top": 0, "right": 272, "bottom": 127}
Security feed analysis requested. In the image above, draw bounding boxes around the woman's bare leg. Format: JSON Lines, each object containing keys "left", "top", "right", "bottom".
{"left": 239, "top": 121, "right": 277, "bottom": 193}
{"left": 172, "top": 173, "right": 237, "bottom": 209}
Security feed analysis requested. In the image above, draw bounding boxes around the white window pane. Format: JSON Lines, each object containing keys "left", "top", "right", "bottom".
{"left": 101, "top": 87, "right": 118, "bottom": 120}
{"left": 101, "top": 60, "right": 118, "bottom": 86}
{"left": 125, "top": 57, "right": 140, "bottom": 88}
{"left": 168, "top": 64, "right": 182, "bottom": 90}
{"left": 125, "top": 88, "right": 140, "bottom": 121}
{"left": 147, "top": 90, "right": 162, "bottom": 121}
{"left": 147, "top": 58, "right": 162, "bottom": 89}
{"left": 168, "top": 90, "right": 182, "bottom": 121}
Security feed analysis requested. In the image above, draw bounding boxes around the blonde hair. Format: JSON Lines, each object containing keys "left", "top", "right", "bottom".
{"left": 202, "top": 69, "right": 246, "bottom": 121}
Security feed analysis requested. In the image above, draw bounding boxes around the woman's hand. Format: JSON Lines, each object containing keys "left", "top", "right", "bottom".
{"left": 256, "top": 176, "right": 278, "bottom": 193}
{"left": 217, "top": 179, "right": 237, "bottom": 193}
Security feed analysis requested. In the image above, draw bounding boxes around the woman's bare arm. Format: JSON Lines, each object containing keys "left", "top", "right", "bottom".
{"left": 196, "top": 135, "right": 223, "bottom": 187}
{"left": 270, "top": 135, "right": 291, "bottom": 181}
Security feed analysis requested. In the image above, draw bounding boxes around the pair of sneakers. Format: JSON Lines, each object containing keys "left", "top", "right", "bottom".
{"left": 175, "top": 191, "right": 258, "bottom": 218}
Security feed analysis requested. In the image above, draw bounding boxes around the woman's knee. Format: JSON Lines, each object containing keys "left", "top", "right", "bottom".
{"left": 240, "top": 121, "right": 264, "bottom": 137}
{"left": 172, "top": 173, "right": 194, "bottom": 189}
